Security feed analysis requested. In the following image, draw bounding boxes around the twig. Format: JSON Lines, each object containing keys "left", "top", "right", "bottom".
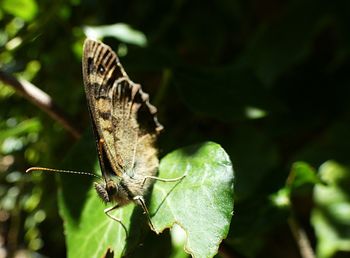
{"left": 288, "top": 216, "right": 315, "bottom": 258}
{"left": 0, "top": 70, "right": 81, "bottom": 139}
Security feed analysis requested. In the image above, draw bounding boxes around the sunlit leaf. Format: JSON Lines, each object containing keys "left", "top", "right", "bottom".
{"left": 151, "top": 142, "right": 234, "bottom": 258}
{"left": 2, "top": 0, "right": 38, "bottom": 21}
{"left": 170, "top": 224, "right": 190, "bottom": 258}
{"left": 83, "top": 23, "right": 147, "bottom": 47}
{"left": 59, "top": 132, "right": 233, "bottom": 258}
{"left": 312, "top": 161, "right": 350, "bottom": 258}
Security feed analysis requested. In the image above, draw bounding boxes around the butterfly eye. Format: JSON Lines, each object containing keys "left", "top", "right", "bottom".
{"left": 98, "top": 64, "right": 105, "bottom": 74}
{"left": 106, "top": 181, "right": 117, "bottom": 195}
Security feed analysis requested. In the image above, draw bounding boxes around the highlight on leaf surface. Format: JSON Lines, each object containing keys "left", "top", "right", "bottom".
{"left": 150, "top": 142, "right": 234, "bottom": 258}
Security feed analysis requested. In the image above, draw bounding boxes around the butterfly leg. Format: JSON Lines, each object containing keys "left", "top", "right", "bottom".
{"left": 104, "top": 204, "right": 128, "bottom": 237}
{"left": 141, "top": 174, "right": 186, "bottom": 187}
{"left": 133, "top": 195, "right": 157, "bottom": 233}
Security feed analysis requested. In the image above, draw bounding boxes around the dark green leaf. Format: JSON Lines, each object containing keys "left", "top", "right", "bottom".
{"left": 244, "top": 1, "right": 329, "bottom": 85}
{"left": 175, "top": 65, "right": 278, "bottom": 122}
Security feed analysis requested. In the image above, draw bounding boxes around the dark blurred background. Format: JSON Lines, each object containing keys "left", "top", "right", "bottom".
{"left": 1, "top": 0, "right": 350, "bottom": 257}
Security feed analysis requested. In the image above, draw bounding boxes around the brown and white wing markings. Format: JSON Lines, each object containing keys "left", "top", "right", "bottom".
{"left": 82, "top": 39, "right": 163, "bottom": 180}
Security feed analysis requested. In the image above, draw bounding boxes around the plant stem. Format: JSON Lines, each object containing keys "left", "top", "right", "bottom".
{"left": 0, "top": 70, "right": 81, "bottom": 139}
{"left": 288, "top": 216, "right": 315, "bottom": 258}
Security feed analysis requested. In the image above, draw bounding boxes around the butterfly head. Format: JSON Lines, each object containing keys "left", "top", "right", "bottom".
{"left": 94, "top": 178, "right": 120, "bottom": 203}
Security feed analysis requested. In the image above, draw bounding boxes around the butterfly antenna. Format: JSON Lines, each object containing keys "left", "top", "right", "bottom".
{"left": 26, "top": 167, "right": 102, "bottom": 179}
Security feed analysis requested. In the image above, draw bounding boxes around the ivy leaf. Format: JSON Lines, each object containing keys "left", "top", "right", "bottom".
{"left": 150, "top": 142, "right": 234, "bottom": 258}
{"left": 60, "top": 190, "right": 134, "bottom": 258}
{"left": 58, "top": 130, "right": 147, "bottom": 258}
{"left": 58, "top": 133, "right": 233, "bottom": 258}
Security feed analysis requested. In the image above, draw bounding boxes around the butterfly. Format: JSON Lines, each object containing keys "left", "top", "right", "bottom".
{"left": 82, "top": 38, "right": 167, "bottom": 232}
{"left": 27, "top": 39, "right": 184, "bottom": 235}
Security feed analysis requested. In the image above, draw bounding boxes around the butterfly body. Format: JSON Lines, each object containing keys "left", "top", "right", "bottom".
{"left": 94, "top": 163, "right": 156, "bottom": 206}
{"left": 82, "top": 39, "right": 163, "bottom": 208}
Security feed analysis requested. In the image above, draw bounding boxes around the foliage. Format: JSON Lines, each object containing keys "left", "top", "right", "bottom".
{"left": 312, "top": 161, "right": 350, "bottom": 258}
{"left": 59, "top": 139, "right": 233, "bottom": 258}
{"left": 1, "top": 0, "right": 350, "bottom": 257}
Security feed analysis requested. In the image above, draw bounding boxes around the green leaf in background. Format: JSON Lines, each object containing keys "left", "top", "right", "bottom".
{"left": 271, "top": 162, "right": 319, "bottom": 213}
{"left": 150, "top": 142, "right": 234, "bottom": 258}
{"left": 175, "top": 65, "right": 276, "bottom": 122}
{"left": 288, "top": 161, "right": 320, "bottom": 190}
{"left": 83, "top": 23, "right": 147, "bottom": 47}
{"left": 312, "top": 161, "right": 350, "bottom": 258}
{"left": 244, "top": 1, "right": 328, "bottom": 85}
{"left": 2, "top": 0, "right": 38, "bottom": 21}
{"left": 222, "top": 127, "right": 278, "bottom": 200}
{"left": 0, "top": 118, "right": 41, "bottom": 141}
{"left": 169, "top": 224, "right": 190, "bottom": 258}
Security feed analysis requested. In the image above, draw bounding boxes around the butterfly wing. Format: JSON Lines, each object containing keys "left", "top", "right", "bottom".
{"left": 82, "top": 39, "right": 163, "bottom": 179}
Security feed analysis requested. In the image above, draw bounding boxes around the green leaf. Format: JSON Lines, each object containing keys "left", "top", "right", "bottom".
{"left": 0, "top": 118, "right": 41, "bottom": 141}
{"left": 223, "top": 127, "right": 278, "bottom": 200}
{"left": 150, "top": 142, "right": 234, "bottom": 258}
{"left": 2, "top": 0, "right": 38, "bottom": 21}
{"left": 83, "top": 23, "right": 147, "bottom": 47}
{"left": 244, "top": 1, "right": 329, "bottom": 85}
{"left": 288, "top": 161, "right": 321, "bottom": 190}
{"left": 59, "top": 135, "right": 233, "bottom": 258}
{"left": 61, "top": 189, "right": 134, "bottom": 258}
{"left": 312, "top": 161, "right": 350, "bottom": 258}
{"left": 169, "top": 224, "right": 190, "bottom": 258}
{"left": 174, "top": 65, "right": 279, "bottom": 122}
{"left": 58, "top": 130, "right": 144, "bottom": 258}
{"left": 227, "top": 196, "right": 288, "bottom": 257}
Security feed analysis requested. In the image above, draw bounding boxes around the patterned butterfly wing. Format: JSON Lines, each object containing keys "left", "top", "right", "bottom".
{"left": 82, "top": 39, "right": 163, "bottom": 181}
